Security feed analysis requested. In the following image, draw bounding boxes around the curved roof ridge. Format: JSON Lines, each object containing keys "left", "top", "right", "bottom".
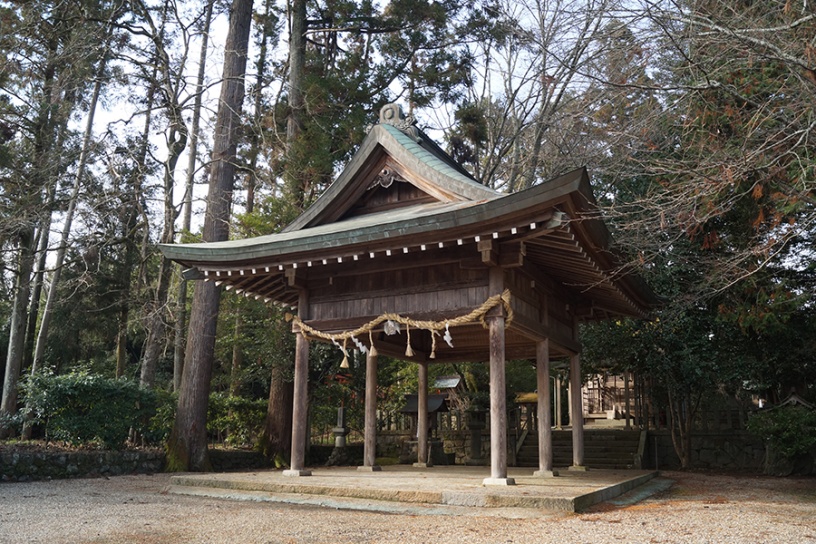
{"left": 283, "top": 103, "right": 497, "bottom": 232}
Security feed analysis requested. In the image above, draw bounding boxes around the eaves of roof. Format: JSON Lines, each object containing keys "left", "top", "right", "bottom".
{"left": 159, "top": 168, "right": 590, "bottom": 266}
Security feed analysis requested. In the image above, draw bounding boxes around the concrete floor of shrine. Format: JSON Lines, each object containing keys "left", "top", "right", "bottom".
{"left": 168, "top": 465, "right": 664, "bottom": 514}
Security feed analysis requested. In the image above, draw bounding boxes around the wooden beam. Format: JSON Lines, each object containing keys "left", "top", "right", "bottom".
{"left": 498, "top": 241, "right": 525, "bottom": 268}
{"left": 285, "top": 268, "right": 308, "bottom": 289}
{"left": 478, "top": 239, "right": 498, "bottom": 266}
{"left": 509, "top": 313, "right": 583, "bottom": 354}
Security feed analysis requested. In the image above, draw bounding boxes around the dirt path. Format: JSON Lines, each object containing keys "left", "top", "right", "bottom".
{"left": 1, "top": 471, "right": 814, "bottom": 543}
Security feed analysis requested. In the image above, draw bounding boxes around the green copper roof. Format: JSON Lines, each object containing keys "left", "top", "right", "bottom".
{"left": 284, "top": 107, "right": 497, "bottom": 233}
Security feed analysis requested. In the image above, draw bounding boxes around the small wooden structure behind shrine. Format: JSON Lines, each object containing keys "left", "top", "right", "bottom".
{"left": 160, "top": 103, "right": 659, "bottom": 485}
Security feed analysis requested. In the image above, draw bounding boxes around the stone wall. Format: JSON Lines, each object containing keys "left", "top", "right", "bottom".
{"left": 0, "top": 448, "right": 279, "bottom": 482}
{"left": 645, "top": 430, "right": 766, "bottom": 471}
{"left": 1, "top": 449, "right": 164, "bottom": 482}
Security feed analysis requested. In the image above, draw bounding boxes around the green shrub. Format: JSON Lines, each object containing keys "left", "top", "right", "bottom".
{"left": 22, "top": 372, "right": 158, "bottom": 449}
{"left": 747, "top": 405, "right": 816, "bottom": 459}
{"left": 143, "top": 389, "right": 178, "bottom": 444}
{"left": 207, "top": 393, "right": 267, "bottom": 447}
{"left": 19, "top": 372, "right": 267, "bottom": 449}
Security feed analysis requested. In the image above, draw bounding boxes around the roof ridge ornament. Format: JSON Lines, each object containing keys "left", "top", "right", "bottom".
{"left": 378, "top": 103, "right": 421, "bottom": 142}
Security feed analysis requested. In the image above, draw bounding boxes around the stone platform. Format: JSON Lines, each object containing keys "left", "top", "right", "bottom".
{"left": 169, "top": 465, "right": 659, "bottom": 513}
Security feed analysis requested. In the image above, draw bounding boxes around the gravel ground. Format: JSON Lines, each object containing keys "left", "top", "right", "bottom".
{"left": 1, "top": 471, "right": 814, "bottom": 543}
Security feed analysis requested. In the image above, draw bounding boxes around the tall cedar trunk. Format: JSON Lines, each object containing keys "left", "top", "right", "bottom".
{"left": 140, "top": 0, "right": 189, "bottom": 388}
{"left": 0, "top": 31, "right": 66, "bottom": 435}
{"left": 228, "top": 0, "right": 270, "bottom": 400}
{"left": 23, "top": 207, "right": 52, "bottom": 371}
{"left": 284, "top": 0, "right": 306, "bottom": 207}
{"left": 20, "top": 66, "right": 106, "bottom": 439}
{"left": 257, "top": 0, "right": 306, "bottom": 462}
{"left": 117, "top": 3, "right": 162, "bottom": 380}
{"left": 140, "top": 119, "right": 186, "bottom": 387}
{"left": 165, "top": 0, "right": 253, "bottom": 472}
{"left": 174, "top": 0, "right": 215, "bottom": 392}
{"left": 0, "top": 231, "right": 35, "bottom": 438}
{"left": 259, "top": 363, "right": 293, "bottom": 464}
{"left": 32, "top": 68, "right": 105, "bottom": 376}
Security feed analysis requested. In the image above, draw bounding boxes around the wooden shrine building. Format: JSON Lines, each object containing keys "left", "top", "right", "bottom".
{"left": 160, "top": 103, "right": 659, "bottom": 485}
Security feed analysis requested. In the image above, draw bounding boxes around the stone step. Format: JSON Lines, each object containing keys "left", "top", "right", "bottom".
{"left": 517, "top": 448, "right": 636, "bottom": 459}
{"left": 515, "top": 430, "right": 641, "bottom": 469}
{"left": 519, "top": 441, "right": 640, "bottom": 449}
{"left": 514, "top": 459, "right": 636, "bottom": 469}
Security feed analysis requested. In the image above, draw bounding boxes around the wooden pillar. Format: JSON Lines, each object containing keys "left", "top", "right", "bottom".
{"left": 359, "top": 351, "right": 381, "bottom": 471}
{"left": 483, "top": 267, "right": 514, "bottom": 485}
{"left": 534, "top": 339, "right": 557, "bottom": 477}
{"left": 569, "top": 352, "right": 586, "bottom": 470}
{"left": 554, "top": 373, "right": 562, "bottom": 429}
{"left": 624, "top": 370, "right": 632, "bottom": 430}
{"left": 284, "top": 290, "right": 311, "bottom": 477}
{"left": 414, "top": 361, "right": 430, "bottom": 467}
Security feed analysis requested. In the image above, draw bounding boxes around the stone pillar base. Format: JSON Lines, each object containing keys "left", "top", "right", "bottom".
{"left": 482, "top": 477, "right": 516, "bottom": 486}
{"left": 533, "top": 469, "right": 559, "bottom": 477}
{"left": 412, "top": 462, "right": 432, "bottom": 468}
{"left": 568, "top": 465, "right": 589, "bottom": 472}
{"left": 282, "top": 469, "right": 312, "bottom": 477}
{"left": 357, "top": 465, "right": 382, "bottom": 472}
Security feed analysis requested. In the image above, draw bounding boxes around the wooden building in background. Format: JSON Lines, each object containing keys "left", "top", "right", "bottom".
{"left": 160, "top": 103, "right": 659, "bottom": 485}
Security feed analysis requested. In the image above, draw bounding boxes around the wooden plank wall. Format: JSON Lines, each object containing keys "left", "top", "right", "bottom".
{"left": 310, "top": 263, "right": 489, "bottom": 321}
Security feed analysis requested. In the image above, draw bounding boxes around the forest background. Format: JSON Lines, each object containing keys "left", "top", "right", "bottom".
{"left": 1, "top": 0, "right": 814, "bottom": 471}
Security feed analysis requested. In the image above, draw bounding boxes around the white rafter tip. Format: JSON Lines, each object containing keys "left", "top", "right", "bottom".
{"left": 370, "top": 252, "right": 375, "bottom": 258}
{"left": 307, "top": 261, "right": 313, "bottom": 267}
{"left": 239, "top": 270, "right": 245, "bottom": 275}
{"left": 293, "top": 262, "right": 298, "bottom": 269}
{"left": 215, "top": 280, "right": 223, "bottom": 286}
{"left": 278, "top": 265, "right": 284, "bottom": 271}
{"left": 511, "top": 227, "right": 517, "bottom": 234}
{"left": 403, "top": 247, "right": 408, "bottom": 253}
{"left": 338, "top": 257, "right": 343, "bottom": 263}
{"left": 251, "top": 268, "right": 257, "bottom": 274}
{"left": 353, "top": 254, "right": 359, "bottom": 261}
{"left": 225, "top": 285, "right": 233, "bottom": 291}
{"left": 438, "top": 242, "right": 444, "bottom": 248}
{"left": 322, "top": 259, "right": 328, "bottom": 265}
{"left": 227, "top": 270, "right": 232, "bottom": 276}
{"left": 216, "top": 271, "right": 221, "bottom": 277}
{"left": 492, "top": 232, "right": 498, "bottom": 239}
{"left": 204, "top": 270, "right": 210, "bottom": 276}
{"left": 264, "top": 266, "right": 270, "bottom": 272}
{"left": 386, "top": 249, "right": 392, "bottom": 256}
{"left": 421, "top": 244, "right": 426, "bottom": 251}
{"left": 204, "top": 278, "right": 211, "bottom": 282}
{"left": 457, "top": 239, "right": 463, "bottom": 245}
{"left": 474, "top": 235, "right": 481, "bottom": 242}
{"left": 530, "top": 222, "right": 537, "bottom": 229}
